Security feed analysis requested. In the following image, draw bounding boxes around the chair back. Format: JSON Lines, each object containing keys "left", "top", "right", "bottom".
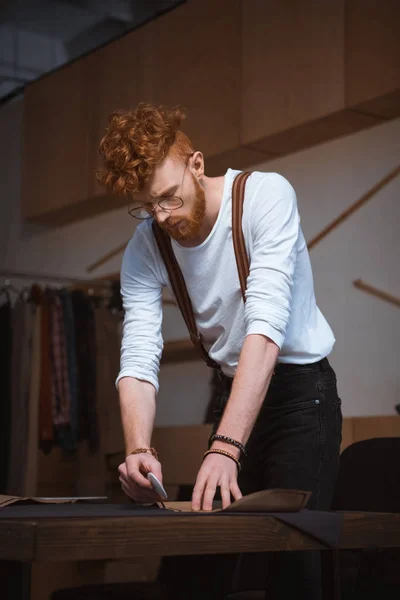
{"left": 332, "top": 437, "right": 400, "bottom": 512}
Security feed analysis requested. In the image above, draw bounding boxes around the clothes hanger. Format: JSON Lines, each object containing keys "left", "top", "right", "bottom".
{"left": 1, "top": 279, "right": 21, "bottom": 295}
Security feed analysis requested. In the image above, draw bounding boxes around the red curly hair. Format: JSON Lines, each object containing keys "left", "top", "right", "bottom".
{"left": 97, "top": 103, "right": 194, "bottom": 197}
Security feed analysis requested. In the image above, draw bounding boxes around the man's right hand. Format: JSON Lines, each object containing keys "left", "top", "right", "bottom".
{"left": 118, "top": 452, "right": 164, "bottom": 503}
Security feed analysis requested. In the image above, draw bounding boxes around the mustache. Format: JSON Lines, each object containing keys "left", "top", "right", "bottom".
{"left": 162, "top": 217, "right": 181, "bottom": 229}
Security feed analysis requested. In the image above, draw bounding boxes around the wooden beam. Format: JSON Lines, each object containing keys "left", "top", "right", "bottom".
{"left": 87, "top": 241, "right": 129, "bottom": 273}
{"left": 353, "top": 279, "right": 400, "bottom": 309}
{"left": 307, "top": 165, "right": 400, "bottom": 250}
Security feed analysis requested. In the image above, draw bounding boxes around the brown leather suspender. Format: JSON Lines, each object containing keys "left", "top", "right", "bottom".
{"left": 152, "top": 171, "right": 252, "bottom": 368}
{"left": 231, "top": 172, "right": 252, "bottom": 300}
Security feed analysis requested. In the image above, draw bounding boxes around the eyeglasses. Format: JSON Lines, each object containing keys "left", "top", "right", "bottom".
{"left": 128, "top": 153, "right": 194, "bottom": 220}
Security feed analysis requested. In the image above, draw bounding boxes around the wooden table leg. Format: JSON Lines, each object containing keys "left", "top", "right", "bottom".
{"left": 0, "top": 560, "right": 31, "bottom": 600}
{"left": 321, "top": 550, "right": 341, "bottom": 600}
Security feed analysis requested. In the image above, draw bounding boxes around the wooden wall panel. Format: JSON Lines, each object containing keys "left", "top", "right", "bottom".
{"left": 21, "top": 0, "right": 400, "bottom": 225}
{"left": 242, "top": 0, "right": 345, "bottom": 147}
{"left": 86, "top": 26, "right": 152, "bottom": 200}
{"left": 341, "top": 417, "right": 354, "bottom": 452}
{"left": 352, "top": 415, "right": 400, "bottom": 443}
{"left": 22, "top": 61, "right": 88, "bottom": 220}
{"left": 247, "top": 109, "right": 381, "bottom": 157}
{"left": 145, "top": 0, "right": 241, "bottom": 158}
{"left": 152, "top": 424, "right": 212, "bottom": 485}
{"left": 346, "top": 0, "right": 400, "bottom": 117}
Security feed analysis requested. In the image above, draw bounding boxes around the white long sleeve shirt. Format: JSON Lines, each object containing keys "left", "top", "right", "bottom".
{"left": 117, "top": 169, "right": 335, "bottom": 392}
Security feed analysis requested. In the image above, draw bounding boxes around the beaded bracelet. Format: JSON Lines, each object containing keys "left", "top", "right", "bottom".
{"left": 210, "top": 434, "right": 247, "bottom": 457}
{"left": 128, "top": 447, "right": 158, "bottom": 461}
{"left": 203, "top": 448, "right": 241, "bottom": 473}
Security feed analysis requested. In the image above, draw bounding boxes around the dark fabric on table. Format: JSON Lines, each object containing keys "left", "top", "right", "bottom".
{"left": 0, "top": 502, "right": 342, "bottom": 548}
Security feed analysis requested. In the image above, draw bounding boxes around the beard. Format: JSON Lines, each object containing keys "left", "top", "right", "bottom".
{"left": 160, "top": 174, "right": 206, "bottom": 242}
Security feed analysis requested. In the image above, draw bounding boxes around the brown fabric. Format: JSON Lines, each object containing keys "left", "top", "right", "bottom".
{"left": 152, "top": 171, "right": 251, "bottom": 367}
{"left": 163, "top": 489, "right": 311, "bottom": 513}
{"left": 0, "top": 495, "right": 82, "bottom": 508}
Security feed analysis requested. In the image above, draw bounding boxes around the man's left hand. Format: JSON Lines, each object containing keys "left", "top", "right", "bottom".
{"left": 192, "top": 451, "right": 242, "bottom": 511}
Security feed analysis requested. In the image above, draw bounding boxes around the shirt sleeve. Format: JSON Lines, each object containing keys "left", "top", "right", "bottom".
{"left": 244, "top": 173, "right": 300, "bottom": 349}
{"left": 115, "top": 225, "right": 163, "bottom": 393}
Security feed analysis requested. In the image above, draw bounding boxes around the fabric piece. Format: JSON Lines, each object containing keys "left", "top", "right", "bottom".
{"left": 0, "top": 294, "right": 12, "bottom": 493}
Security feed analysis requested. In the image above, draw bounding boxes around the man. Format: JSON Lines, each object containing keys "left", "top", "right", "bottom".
{"left": 98, "top": 103, "right": 342, "bottom": 599}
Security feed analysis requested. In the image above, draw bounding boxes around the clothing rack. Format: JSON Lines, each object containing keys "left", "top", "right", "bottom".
{"left": 0, "top": 268, "right": 115, "bottom": 285}
{"left": 0, "top": 269, "right": 118, "bottom": 299}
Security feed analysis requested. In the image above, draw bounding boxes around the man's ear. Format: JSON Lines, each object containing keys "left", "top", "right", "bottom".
{"left": 191, "top": 151, "right": 204, "bottom": 179}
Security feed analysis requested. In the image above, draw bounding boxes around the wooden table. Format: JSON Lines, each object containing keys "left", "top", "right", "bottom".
{"left": 1, "top": 509, "right": 400, "bottom": 600}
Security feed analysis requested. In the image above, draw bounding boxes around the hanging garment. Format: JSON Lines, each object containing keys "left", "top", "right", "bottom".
{"left": 48, "top": 289, "right": 71, "bottom": 430}
{"left": 70, "top": 290, "right": 98, "bottom": 453}
{"left": 0, "top": 293, "right": 12, "bottom": 492}
{"left": 38, "top": 288, "right": 54, "bottom": 449}
{"left": 7, "top": 296, "right": 36, "bottom": 495}
{"left": 24, "top": 303, "right": 42, "bottom": 496}
{"left": 94, "top": 306, "right": 124, "bottom": 456}
{"left": 58, "top": 289, "right": 79, "bottom": 451}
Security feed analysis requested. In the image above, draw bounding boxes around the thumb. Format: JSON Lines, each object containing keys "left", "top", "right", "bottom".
{"left": 139, "top": 455, "right": 164, "bottom": 484}
{"left": 149, "top": 461, "right": 164, "bottom": 484}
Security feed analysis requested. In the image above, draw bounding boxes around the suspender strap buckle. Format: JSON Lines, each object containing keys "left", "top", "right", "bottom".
{"left": 189, "top": 332, "right": 202, "bottom": 345}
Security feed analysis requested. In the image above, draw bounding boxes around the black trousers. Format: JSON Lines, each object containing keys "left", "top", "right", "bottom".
{"left": 160, "top": 357, "right": 343, "bottom": 599}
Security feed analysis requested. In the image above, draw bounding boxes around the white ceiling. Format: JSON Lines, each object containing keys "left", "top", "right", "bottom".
{"left": 0, "top": 0, "right": 183, "bottom": 102}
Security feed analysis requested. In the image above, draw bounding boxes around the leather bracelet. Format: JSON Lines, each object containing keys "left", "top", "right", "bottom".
{"left": 128, "top": 447, "right": 158, "bottom": 461}
{"left": 203, "top": 448, "right": 241, "bottom": 473}
{"left": 210, "top": 434, "right": 247, "bottom": 457}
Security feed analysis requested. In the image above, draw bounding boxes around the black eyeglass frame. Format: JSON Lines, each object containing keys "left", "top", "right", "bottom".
{"left": 128, "top": 152, "right": 194, "bottom": 220}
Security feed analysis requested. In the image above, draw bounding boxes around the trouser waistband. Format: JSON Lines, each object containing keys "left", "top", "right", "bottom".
{"left": 215, "top": 357, "right": 331, "bottom": 393}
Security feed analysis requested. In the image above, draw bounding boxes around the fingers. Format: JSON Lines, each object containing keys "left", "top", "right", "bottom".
{"left": 202, "top": 483, "right": 217, "bottom": 512}
{"left": 230, "top": 481, "right": 243, "bottom": 502}
{"left": 192, "top": 457, "right": 243, "bottom": 511}
{"left": 220, "top": 479, "right": 232, "bottom": 510}
{"left": 191, "top": 476, "right": 206, "bottom": 512}
{"left": 126, "top": 462, "right": 152, "bottom": 488}
{"left": 118, "top": 455, "right": 164, "bottom": 503}
{"left": 119, "top": 474, "right": 160, "bottom": 503}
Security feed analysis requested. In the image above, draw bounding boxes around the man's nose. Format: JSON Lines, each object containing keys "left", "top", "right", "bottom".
{"left": 153, "top": 206, "right": 170, "bottom": 224}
